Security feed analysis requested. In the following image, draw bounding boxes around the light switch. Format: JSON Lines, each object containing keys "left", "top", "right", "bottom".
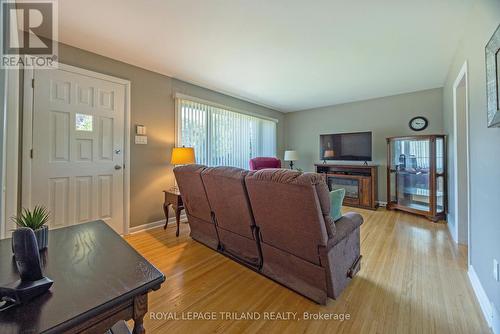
{"left": 136, "top": 125, "right": 147, "bottom": 135}
{"left": 135, "top": 135, "right": 147, "bottom": 145}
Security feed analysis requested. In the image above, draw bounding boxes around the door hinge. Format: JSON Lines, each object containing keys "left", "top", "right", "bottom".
{"left": 30, "top": 149, "right": 33, "bottom": 159}
{"left": 31, "top": 78, "right": 34, "bottom": 88}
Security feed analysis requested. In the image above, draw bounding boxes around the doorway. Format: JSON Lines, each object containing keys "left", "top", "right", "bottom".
{"left": 22, "top": 64, "right": 131, "bottom": 234}
{"left": 452, "top": 61, "right": 470, "bottom": 257}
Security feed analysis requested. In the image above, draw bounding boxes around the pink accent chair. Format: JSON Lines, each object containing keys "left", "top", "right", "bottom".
{"left": 249, "top": 157, "right": 281, "bottom": 170}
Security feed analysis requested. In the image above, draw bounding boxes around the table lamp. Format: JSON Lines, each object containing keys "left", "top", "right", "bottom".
{"left": 171, "top": 147, "right": 195, "bottom": 165}
{"left": 284, "top": 150, "right": 299, "bottom": 169}
{"left": 323, "top": 150, "right": 335, "bottom": 164}
{"left": 171, "top": 146, "right": 195, "bottom": 191}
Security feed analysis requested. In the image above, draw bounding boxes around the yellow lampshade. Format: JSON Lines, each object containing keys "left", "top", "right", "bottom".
{"left": 171, "top": 147, "right": 195, "bottom": 165}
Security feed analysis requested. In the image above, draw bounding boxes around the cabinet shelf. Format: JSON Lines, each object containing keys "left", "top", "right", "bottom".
{"left": 386, "top": 135, "right": 447, "bottom": 221}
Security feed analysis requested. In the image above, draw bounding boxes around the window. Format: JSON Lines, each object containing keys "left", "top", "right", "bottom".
{"left": 177, "top": 97, "right": 277, "bottom": 168}
{"left": 75, "top": 113, "right": 93, "bottom": 131}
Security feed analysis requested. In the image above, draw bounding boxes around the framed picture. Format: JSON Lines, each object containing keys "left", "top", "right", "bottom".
{"left": 486, "top": 24, "right": 500, "bottom": 127}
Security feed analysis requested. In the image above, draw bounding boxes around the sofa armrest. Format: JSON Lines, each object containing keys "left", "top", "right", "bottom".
{"left": 328, "top": 212, "right": 363, "bottom": 247}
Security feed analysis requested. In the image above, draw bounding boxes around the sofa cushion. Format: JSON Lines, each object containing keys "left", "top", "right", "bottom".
{"left": 329, "top": 212, "right": 363, "bottom": 246}
{"left": 173, "top": 164, "right": 212, "bottom": 222}
{"left": 249, "top": 170, "right": 335, "bottom": 236}
{"left": 329, "top": 188, "right": 346, "bottom": 221}
{"left": 245, "top": 169, "right": 329, "bottom": 264}
{"left": 201, "top": 167, "right": 255, "bottom": 238}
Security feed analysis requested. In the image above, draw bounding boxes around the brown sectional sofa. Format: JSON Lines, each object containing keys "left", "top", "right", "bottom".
{"left": 174, "top": 165, "right": 363, "bottom": 304}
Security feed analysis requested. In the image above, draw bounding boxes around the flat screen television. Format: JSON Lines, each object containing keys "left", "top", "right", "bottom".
{"left": 320, "top": 131, "right": 372, "bottom": 162}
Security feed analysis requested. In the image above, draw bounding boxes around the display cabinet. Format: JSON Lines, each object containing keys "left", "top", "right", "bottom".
{"left": 386, "top": 135, "right": 447, "bottom": 221}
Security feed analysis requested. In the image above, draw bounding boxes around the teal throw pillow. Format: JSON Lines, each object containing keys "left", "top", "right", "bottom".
{"left": 329, "top": 188, "right": 345, "bottom": 221}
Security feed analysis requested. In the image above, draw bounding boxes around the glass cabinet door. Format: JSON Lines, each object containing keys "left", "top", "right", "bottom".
{"left": 435, "top": 137, "right": 445, "bottom": 213}
{"left": 387, "top": 135, "right": 447, "bottom": 221}
{"left": 391, "top": 138, "right": 431, "bottom": 213}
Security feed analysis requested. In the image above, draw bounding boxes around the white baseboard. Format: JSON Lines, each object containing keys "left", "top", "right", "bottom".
{"left": 128, "top": 214, "right": 187, "bottom": 234}
{"left": 447, "top": 214, "right": 458, "bottom": 243}
{"left": 493, "top": 305, "right": 500, "bottom": 334}
{"left": 468, "top": 265, "right": 497, "bottom": 332}
{"left": 377, "top": 201, "right": 387, "bottom": 207}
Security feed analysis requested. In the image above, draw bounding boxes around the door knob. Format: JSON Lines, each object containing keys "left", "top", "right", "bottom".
{"left": 114, "top": 165, "right": 122, "bottom": 170}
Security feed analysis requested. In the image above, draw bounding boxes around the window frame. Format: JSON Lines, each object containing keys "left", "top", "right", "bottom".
{"left": 174, "top": 93, "right": 278, "bottom": 167}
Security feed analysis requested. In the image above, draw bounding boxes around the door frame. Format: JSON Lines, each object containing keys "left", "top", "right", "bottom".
{"left": 2, "top": 68, "right": 21, "bottom": 239}
{"left": 451, "top": 60, "right": 470, "bottom": 258}
{"left": 22, "top": 63, "right": 131, "bottom": 235}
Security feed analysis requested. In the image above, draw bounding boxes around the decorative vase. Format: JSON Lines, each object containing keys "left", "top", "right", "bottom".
{"left": 34, "top": 225, "right": 49, "bottom": 250}
{"left": 13, "top": 225, "right": 49, "bottom": 252}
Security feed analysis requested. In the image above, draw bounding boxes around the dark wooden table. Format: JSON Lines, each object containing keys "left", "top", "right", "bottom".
{"left": 0, "top": 221, "right": 165, "bottom": 334}
{"left": 163, "top": 190, "right": 184, "bottom": 237}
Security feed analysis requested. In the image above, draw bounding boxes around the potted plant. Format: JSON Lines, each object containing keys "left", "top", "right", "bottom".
{"left": 11, "top": 206, "right": 50, "bottom": 250}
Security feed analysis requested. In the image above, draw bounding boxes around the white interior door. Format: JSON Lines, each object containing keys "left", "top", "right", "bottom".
{"left": 29, "top": 67, "right": 126, "bottom": 233}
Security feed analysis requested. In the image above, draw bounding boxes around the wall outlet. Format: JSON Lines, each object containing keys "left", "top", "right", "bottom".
{"left": 494, "top": 259, "right": 499, "bottom": 282}
{"left": 135, "top": 135, "right": 147, "bottom": 145}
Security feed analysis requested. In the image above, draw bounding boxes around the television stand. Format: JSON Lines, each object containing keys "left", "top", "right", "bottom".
{"left": 315, "top": 163, "right": 378, "bottom": 210}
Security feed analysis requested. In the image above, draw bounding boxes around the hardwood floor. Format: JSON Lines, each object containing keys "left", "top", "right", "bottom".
{"left": 124, "top": 208, "right": 490, "bottom": 334}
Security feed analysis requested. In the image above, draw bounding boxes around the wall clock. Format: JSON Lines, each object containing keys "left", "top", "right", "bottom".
{"left": 409, "top": 116, "right": 428, "bottom": 131}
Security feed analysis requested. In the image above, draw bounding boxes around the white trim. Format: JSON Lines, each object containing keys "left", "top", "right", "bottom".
{"left": 4, "top": 68, "right": 20, "bottom": 238}
{"left": 450, "top": 61, "right": 471, "bottom": 261}
{"left": 58, "top": 63, "right": 131, "bottom": 86}
{"left": 468, "top": 265, "right": 494, "bottom": 330}
{"left": 0, "top": 69, "right": 7, "bottom": 239}
{"left": 174, "top": 96, "right": 180, "bottom": 146}
{"left": 173, "top": 92, "right": 279, "bottom": 123}
{"left": 2, "top": 4, "right": 21, "bottom": 239}
{"left": 21, "top": 63, "right": 132, "bottom": 234}
{"left": 124, "top": 79, "right": 131, "bottom": 235}
{"left": 128, "top": 214, "right": 187, "bottom": 234}
{"left": 21, "top": 68, "right": 34, "bottom": 211}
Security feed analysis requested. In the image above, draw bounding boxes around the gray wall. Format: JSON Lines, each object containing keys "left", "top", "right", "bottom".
{"left": 442, "top": 0, "right": 500, "bottom": 325}
{"left": 57, "top": 43, "right": 285, "bottom": 228}
{"left": 284, "top": 88, "right": 444, "bottom": 201}
{"left": 0, "top": 69, "right": 4, "bottom": 226}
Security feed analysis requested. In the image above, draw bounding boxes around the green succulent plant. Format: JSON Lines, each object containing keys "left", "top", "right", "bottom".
{"left": 11, "top": 205, "right": 50, "bottom": 230}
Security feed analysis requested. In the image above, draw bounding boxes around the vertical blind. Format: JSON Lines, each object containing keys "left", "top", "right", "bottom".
{"left": 177, "top": 98, "right": 277, "bottom": 168}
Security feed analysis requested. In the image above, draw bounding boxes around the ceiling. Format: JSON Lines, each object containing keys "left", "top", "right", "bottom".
{"left": 58, "top": 0, "right": 473, "bottom": 112}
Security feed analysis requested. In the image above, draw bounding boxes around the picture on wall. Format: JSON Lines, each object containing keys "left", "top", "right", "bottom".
{"left": 486, "top": 23, "right": 500, "bottom": 127}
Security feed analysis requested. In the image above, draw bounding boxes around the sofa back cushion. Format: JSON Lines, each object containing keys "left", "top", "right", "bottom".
{"left": 245, "top": 169, "right": 330, "bottom": 264}
{"left": 173, "top": 164, "right": 212, "bottom": 222}
{"left": 201, "top": 166, "right": 256, "bottom": 239}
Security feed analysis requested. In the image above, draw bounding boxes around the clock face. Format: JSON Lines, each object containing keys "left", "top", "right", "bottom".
{"left": 409, "top": 117, "right": 428, "bottom": 131}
